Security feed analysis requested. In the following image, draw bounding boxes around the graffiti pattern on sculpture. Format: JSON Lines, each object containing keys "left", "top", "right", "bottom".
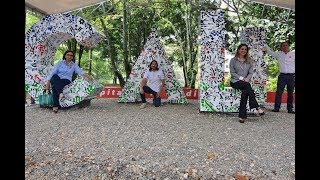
{"left": 240, "top": 27, "right": 267, "bottom": 105}
{"left": 199, "top": 9, "right": 226, "bottom": 112}
{"left": 59, "top": 77, "right": 103, "bottom": 107}
{"left": 25, "top": 13, "right": 105, "bottom": 107}
{"left": 118, "top": 30, "right": 187, "bottom": 104}
{"left": 199, "top": 10, "right": 266, "bottom": 112}
{"left": 222, "top": 28, "right": 267, "bottom": 112}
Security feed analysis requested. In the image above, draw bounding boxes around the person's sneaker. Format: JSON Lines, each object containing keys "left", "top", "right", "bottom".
{"left": 239, "top": 118, "right": 246, "bottom": 123}
{"left": 257, "top": 108, "right": 265, "bottom": 116}
{"left": 52, "top": 107, "right": 59, "bottom": 113}
{"left": 30, "top": 97, "right": 35, "bottom": 104}
{"left": 59, "top": 93, "right": 66, "bottom": 101}
{"left": 140, "top": 103, "right": 146, "bottom": 109}
{"left": 272, "top": 109, "right": 279, "bottom": 112}
{"left": 288, "top": 110, "right": 295, "bottom": 114}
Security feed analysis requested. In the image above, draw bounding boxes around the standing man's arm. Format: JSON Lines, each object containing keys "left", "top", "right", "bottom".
{"left": 262, "top": 45, "right": 281, "bottom": 61}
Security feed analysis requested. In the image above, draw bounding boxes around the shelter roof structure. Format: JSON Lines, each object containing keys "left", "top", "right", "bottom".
{"left": 250, "top": 0, "right": 294, "bottom": 10}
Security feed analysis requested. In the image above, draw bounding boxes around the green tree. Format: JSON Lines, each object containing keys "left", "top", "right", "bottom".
{"left": 25, "top": 11, "right": 40, "bottom": 32}
{"left": 25, "top": 0, "right": 294, "bottom": 89}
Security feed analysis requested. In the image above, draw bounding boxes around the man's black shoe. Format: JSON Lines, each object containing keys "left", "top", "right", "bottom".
{"left": 259, "top": 111, "right": 265, "bottom": 116}
{"left": 288, "top": 110, "right": 295, "bottom": 114}
{"left": 271, "top": 109, "right": 279, "bottom": 112}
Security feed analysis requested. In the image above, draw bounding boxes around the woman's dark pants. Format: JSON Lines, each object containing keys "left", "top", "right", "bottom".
{"left": 231, "top": 81, "right": 259, "bottom": 119}
{"left": 50, "top": 74, "right": 71, "bottom": 108}
{"left": 140, "top": 85, "right": 161, "bottom": 107}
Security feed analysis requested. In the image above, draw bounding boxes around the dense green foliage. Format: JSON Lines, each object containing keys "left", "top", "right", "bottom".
{"left": 25, "top": 0, "right": 294, "bottom": 91}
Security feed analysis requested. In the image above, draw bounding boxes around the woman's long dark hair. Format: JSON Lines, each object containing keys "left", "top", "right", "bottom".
{"left": 62, "top": 50, "right": 75, "bottom": 61}
{"left": 149, "top": 60, "right": 159, "bottom": 71}
{"left": 235, "top": 44, "right": 251, "bottom": 63}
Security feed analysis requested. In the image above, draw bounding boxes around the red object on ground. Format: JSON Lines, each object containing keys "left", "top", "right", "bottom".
{"left": 97, "top": 87, "right": 295, "bottom": 103}
{"left": 97, "top": 87, "right": 198, "bottom": 99}
{"left": 266, "top": 92, "right": 295, "bottom": 103}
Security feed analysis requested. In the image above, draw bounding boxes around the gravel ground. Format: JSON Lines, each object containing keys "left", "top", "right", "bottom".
{"left": 25, "top": 98, "right": 295, "bottom": 179}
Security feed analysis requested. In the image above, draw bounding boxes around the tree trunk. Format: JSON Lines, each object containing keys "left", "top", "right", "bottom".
{"left": 159, "top": 17, "right": 188, "bottom": 87}
{"left": 78, "top": 45, "right": 84, "bottom": 67}
{"left": 67, "top": 39, "right": 78, "bottom": 63}
{"left": 89, "top": 48, "right": 92, "bottom": 75}
{"left": 188, "top": 46, "right": 198, "bottom": 88}
{"left": 67, "top": 39, "right": 78, "bottom": 80}
{"left": 99, "top": 18, "right": 125, "bottom": 87}
{"left": 185, "top": 1, "right": 191, "bottom": 87}
{"left": 122, "top": 0, "right": 131, "bottom": 79}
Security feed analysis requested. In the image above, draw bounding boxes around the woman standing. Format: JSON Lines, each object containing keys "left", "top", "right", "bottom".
{"left": 44, "top": 50, "right": 93, "bottom": 113}
{"left": 229, "top": 44, "right": 265, "bottom": 123}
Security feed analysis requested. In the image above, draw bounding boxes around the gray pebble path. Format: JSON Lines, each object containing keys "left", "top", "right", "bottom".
{"left": 25, "top": 99, "right": 295, "bottom": 179}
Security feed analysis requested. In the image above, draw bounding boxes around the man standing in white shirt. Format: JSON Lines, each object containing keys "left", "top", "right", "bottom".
{"left": 139, "top": 60, "right": 165, "bottom": 108}
{"left": 263, "top": 41, "right": 295, "bottom": 114}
